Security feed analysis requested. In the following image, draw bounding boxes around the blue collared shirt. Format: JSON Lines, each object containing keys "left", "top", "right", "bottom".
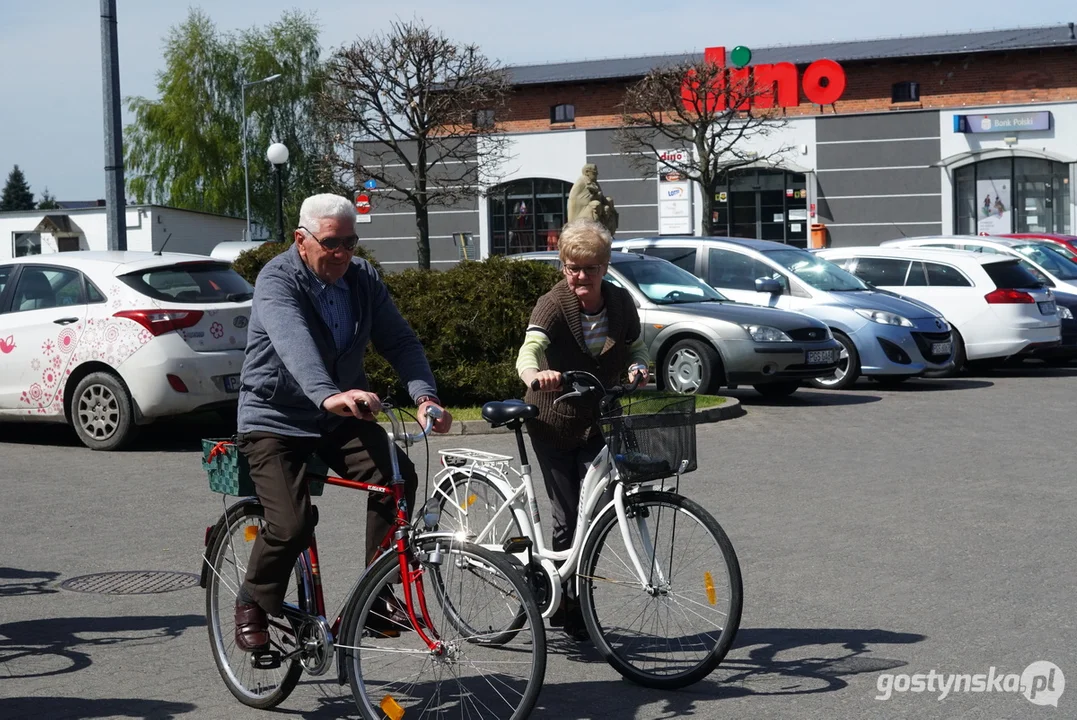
{"left": 306, "top": 268, "right": 354, "bottom": 350}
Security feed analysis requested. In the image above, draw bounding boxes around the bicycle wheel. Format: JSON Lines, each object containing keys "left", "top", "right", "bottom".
{"left": 204, "top": 502, "right": 309, "bottom": 708}
{"left": 432, "top": 469, "right": 523, "bottom": 548}
{"left": 342, "top": 537, "right": 546, "bottom": 720}
{"left": 578, "top": 490, "right": 742, "bottom": 689}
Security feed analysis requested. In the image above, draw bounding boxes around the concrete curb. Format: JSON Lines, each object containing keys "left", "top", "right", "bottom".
{"left": 378, "top": 396, "right": 744, "bottom": 437}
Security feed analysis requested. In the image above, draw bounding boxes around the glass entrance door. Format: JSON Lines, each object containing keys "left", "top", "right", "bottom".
{"left": 724, "top": 169, "right": 808, "bottom": 246}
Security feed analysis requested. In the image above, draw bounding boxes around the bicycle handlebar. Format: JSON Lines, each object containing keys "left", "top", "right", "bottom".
{"left": 356, "top": 401, "right": 441, "bottom": 447}
{"left": 530, "top": 366, "right": 647, "bottom": 406}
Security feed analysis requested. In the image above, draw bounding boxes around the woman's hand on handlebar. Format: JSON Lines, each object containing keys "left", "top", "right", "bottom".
{"left": 525, "top": 369, "right": 562, "bottom": 392}
{"left": 418, "top": 400, "right": 453, "bottom": 434}
{"left": 323, "top": 389, "right": 381, "bottom": 420}
{"left": 627, "top": 363, "right": 649, "bottom": 389}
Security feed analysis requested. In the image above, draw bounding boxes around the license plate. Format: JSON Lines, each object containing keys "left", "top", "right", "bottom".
{"left": 931, "top": 342, "right": 952, "bottom": 355}
{"left": 807, "top": 349, "right": 836, "bottom": 364}
{"left": 223, "top": 374, "right": 241, "bottom": 392}
{"left": 1039, "top": 301, "right": 1057, "bottom": 315}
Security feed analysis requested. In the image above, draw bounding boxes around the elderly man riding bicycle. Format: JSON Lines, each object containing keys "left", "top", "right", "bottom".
{"left": 232, "top": 193, "right": 452, "bottom": 652}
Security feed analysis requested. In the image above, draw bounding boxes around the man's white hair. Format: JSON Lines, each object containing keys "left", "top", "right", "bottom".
{"left": 298, "top": 194, "right": 356, "bottom": 234}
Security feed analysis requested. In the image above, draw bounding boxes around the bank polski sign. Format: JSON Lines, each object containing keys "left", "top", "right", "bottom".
{"left": 954, "top": 111, "right": 1052, "bottom": 134}
{"left": 657, "top": 150, "right": 694, "bottom": 234}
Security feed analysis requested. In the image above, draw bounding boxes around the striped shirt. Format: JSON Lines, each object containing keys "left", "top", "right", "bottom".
{"left": 580, "top": 308, "right": 608, "bottom": 355}
{"left": 306, "top": 268, "right": 354, "bottom": 350}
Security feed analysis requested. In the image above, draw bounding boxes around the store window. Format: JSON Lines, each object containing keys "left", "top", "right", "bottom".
{"left": 473, "top": 109, "right": 495, "bottom": 129}
{"left": 487, "top": 178, "right": 573, "bottom": 256}
{"left": 954, "top": 157, "right": 1071, "bottom": 235}
{"left": 715, "top": 168, "right": 809, "bottom": 246}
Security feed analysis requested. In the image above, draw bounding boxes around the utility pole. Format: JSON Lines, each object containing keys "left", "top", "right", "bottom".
{"left": 100, "top": 0, "right": 127, "bottom": 250}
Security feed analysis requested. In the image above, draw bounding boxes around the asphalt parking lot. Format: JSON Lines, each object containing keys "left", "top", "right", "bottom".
{"left": 1, "top": 366, "right": 1075, "bottom": 719}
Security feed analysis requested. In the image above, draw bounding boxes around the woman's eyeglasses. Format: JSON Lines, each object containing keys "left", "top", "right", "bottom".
{"left": 562, "top": 263, "right": 604, "bottom": 277}
{"left": 299, "top": 226, "right": 359, "bottom": 251}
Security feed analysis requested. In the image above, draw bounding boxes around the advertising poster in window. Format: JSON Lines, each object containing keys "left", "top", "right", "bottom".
{"left": 976, "top": 178, "right": 1011, "bottom": 234}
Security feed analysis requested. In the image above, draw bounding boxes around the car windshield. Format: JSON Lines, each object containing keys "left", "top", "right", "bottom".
{"left": 764, "top": 248, "right": 869, "bottom": 291}
{"left": 613, "top": 258, "right": 727, "bottom": 304}
{"left": 118, "top": 262, "right": 254, "bottom": 303}
{"left": 1013, "top": 244, "right": 1077, "bottom": 280}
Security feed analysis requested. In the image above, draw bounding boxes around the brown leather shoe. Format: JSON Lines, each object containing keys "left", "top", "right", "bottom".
{"left": 234, "top": 601, "right": 269, "bottom": 652}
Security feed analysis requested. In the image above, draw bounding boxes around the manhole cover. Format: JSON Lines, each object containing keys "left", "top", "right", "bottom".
{"left": 60, "top": 571, "right": 200, "bottom": 595}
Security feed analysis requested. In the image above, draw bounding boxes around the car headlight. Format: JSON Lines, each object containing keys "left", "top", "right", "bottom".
{"left": 854, "top": 308, "right": 914, "bottom": 327}
{"left": 741, "top": 324, "right": 793, "bottom": 342}
{"left": 1060, "top": 305, "right": 1075, "bottom": 320}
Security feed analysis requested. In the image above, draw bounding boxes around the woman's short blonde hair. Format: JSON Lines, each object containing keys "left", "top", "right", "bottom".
{"left": 558, "top": 219, "right": 612, "bottom": 265}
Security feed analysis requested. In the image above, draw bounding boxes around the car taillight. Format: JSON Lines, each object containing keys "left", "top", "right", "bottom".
{"left": 114, "top": 309, "right": 204, "bottom": 335}
{"left": 984, "top": 288, "right": 1035, "bottom": 304}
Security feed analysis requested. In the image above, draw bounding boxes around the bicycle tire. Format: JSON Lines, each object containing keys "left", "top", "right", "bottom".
{"left": 578, "top": 490, "right": 742, "bottom": 689}
{"left": 204, "top": 502, "right": 309, "bottom": 709}
{"left": 342, "top": 537, "right": 547, "bottom": 720}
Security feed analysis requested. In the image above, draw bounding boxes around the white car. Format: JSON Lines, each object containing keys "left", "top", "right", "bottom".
{"left": 0, "top": 251, "right": 253, "bottom": 450}
{"left": 880, "top": 235, "right": 1077, "bottom": 295}
{"left": 819, "top": 246, "right": 1062, "bottom": 370}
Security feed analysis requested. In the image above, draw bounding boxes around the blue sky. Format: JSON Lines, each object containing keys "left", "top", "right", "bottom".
{"left": 0, "top": 0, "right": 1072, "bottom": 202}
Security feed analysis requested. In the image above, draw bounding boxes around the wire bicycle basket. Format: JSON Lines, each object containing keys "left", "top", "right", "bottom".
{"left": 599, "top": 393, "right": 697, "bottom": 484}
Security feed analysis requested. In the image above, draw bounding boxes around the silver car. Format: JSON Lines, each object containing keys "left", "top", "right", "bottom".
{"left": 511, "top": 251, "right": 842, "bottom": 397}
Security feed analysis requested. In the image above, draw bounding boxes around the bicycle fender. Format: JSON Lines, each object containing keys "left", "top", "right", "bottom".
{"left": 199, "top": 496, "right": 263, "bottom": 588}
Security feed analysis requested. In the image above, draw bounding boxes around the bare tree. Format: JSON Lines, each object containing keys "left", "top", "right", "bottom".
{"left": 615, "top": 58, "right": 791, "bottom": 236}
{"left": 317, "top": 21, "right": 510, "bottom": 269}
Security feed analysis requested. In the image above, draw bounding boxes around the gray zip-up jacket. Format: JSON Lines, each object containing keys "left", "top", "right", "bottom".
{"left": 237, "top": 243, "right": 437, "bottom": 436}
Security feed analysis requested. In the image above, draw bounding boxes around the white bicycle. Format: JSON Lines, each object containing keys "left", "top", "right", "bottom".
{"left": 426, "top": 370, "right": 743, "bottom": 689}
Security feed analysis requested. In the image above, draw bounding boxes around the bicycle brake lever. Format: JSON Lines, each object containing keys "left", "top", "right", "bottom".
{"left": 553, "top": 389, "right": 584, "bottom": 406}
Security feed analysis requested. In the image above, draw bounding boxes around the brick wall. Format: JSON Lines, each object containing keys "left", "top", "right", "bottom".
{"left": 498, "top": 48, "right": 1077, "bottom": 132}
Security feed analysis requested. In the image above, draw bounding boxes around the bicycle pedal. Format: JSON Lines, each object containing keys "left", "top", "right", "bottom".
{"left": 502, "top": 536, "right": 532, "bottom": 554}
{"left": 249, "top": 650, "right": 282, "bottom": 670}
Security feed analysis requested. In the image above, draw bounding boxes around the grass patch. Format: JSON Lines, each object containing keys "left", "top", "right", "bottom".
{"left": 380, "top": 392, "right": 726, "bottom": 423}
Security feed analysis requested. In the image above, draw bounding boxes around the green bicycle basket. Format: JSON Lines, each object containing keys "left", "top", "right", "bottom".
{"left": 202, "top": 438, "right": 327, "bottom": 497}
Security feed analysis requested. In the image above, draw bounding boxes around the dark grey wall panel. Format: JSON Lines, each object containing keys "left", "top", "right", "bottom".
{"left": 355, "top": 138, "right": 478, "bottom": 166}
{"left": 614, "top": 205, "right": 660, "bottom": 234}
{"left": 361, "top": 235, "right": 461, "bottom": 267}
{"left": 601, "top": 178, "right": 659, "bottom": 205}
{"left": 827, "top": 223, "right": 943, "bottom": 247}
{"left": 816, "top": 167, "right": 942, "bottom": 196}
{"left": 821, "top": 196, "right": 942, "bottom": 225}
{"left": 588, "top": 154, "right": 655, "bottom": 180}
{"left": 817, "top": 139, "right": 940, "bottom": 170}
{"left": 816, "top": 111, "right": 940, "bottom": 142}
{"left": 586, "top": 129, "right": 619, "bottom": 155}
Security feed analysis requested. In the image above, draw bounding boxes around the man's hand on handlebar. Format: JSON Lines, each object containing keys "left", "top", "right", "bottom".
{"left": 524, "top": 368, "right": 562, "bottom": 392}
{"left": 418, "top": 400, "right": 453, "bottom": 434}
{"left": 323, "top": 389, "right": 381, "bottom": 420}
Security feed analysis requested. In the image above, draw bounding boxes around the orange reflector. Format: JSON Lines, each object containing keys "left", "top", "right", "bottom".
{"left": 652, "top": 324, "right": 664, "bottom": 330}
{"left": 244, "top": 526, "right": 258, "bottom": 542}
{"left": 462, "top": 494, "right": 478, "bottom": 510}
{"left": 381, "top": 695, "right": 405, "bottom": 720}
{"left": 704, "top": 571, "right": 716, "bottom": 606}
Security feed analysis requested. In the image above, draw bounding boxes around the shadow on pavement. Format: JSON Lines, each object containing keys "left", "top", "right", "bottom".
{"left": 864, "top": 377, "right": 995, "bottom": 392}
{"left": 0, "top": 614, "right": 204, "bottom": 680}
{"left": 280, "top": 625, "right": 925, "bottom": 720}
{"left": 0, "top": 698, "right": 197, "bottom": 719}
{"left": 730, "top": 389, "right": 884, "bottom": 407}
{"left": 0, "top": 411, "right": 235, "bottom": 453}
{"left": 0, "top": 567, "right": 61, "bottom": 597}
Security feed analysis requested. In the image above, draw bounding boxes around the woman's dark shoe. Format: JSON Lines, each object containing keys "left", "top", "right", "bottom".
{"left": 234, "top": 602, "right": 270, "bottom": 652}
{"left": 562, "top": 599, "right": 590, "bottom": 642}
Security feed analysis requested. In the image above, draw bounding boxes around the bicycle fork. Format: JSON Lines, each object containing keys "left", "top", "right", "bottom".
{"left": 612, "top": 485, "right": 670, "bottom": 594}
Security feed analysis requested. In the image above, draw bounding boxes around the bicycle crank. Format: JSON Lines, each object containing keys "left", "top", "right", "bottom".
{"left": 298, "top": 616, "right": 334, "bottom": 676}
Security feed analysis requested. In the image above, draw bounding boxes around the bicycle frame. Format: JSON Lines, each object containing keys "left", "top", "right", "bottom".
{"left": 437, "top": 434, "right": 669, "bottom": 617}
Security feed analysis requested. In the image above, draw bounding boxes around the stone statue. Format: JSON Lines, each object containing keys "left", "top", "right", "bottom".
{"left": 567, "top": 163, "right": 619, "bottom": 236}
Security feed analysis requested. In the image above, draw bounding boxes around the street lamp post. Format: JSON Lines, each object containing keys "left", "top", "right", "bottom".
{"left": 266, "top": 142, "right": 290, "bottom": 243}
{"left": 241, "top": 73, "right": 281, "bottom": 241}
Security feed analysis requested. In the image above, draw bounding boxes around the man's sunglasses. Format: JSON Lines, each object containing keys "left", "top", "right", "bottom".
{"left": 299, "top": 226, "right": 359, "bottom": 251}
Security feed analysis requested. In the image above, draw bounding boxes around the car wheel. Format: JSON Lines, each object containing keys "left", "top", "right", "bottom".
{"left": 70, "top": 371, "right": 138, "bottom": 451}
{"left": 753, "top": 381, "right": 800, "bottom": 398}
{"left": 808, "top": 332, "right": 860, "bottom": 390}
{"left": 663, "top": 339, "right": 722, "bottom": 395}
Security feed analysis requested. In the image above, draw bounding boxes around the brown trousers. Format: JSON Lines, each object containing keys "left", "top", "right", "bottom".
{"left": 237, "top": 418, "right": 417, "bottom": 616}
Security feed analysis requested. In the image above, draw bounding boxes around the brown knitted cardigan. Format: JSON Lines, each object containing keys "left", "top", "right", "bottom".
{"left": 523, "top": 278, "right": 641, "bottom": 450}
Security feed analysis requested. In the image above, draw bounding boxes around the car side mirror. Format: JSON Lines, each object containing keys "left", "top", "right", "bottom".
{"left": 755, "top": 278, "right": 783, "bottom": 295}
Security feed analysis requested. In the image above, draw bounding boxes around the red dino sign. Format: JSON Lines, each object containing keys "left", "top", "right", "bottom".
{"left": 682, "top": 46, "right": 847, "bottom": 112}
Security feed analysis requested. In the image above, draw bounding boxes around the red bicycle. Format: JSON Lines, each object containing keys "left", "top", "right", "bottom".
{"left": 199, "top": 403, "right": 546, "bottom": 719}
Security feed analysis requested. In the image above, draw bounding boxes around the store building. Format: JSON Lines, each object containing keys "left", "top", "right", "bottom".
{"left": 354, "top": 23, "right": 1077, "bottom": 266}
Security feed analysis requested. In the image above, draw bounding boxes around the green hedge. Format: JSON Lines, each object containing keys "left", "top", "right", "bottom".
{"left": 235, "top": 245, "right": 561, "bottom": 406}
{"left": 368, "top": 257, "right": 561, "bottom": 405}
